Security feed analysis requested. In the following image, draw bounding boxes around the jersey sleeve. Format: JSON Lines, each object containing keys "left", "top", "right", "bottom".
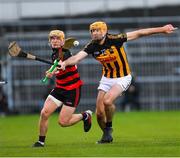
{"left": 83, "top": 41, "right": 94, "bottom": 55}
{"left": 107, "top": 33, "right": 127, "bottom": 45}
{"left": 117, "top": 33, "right": 127, "bottom": 43}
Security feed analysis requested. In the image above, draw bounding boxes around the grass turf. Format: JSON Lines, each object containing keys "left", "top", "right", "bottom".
{"left": 1, "top": 111, "right": 180, "bottom": 157}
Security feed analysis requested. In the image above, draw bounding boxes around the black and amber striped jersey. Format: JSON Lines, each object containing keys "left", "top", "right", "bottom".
{"left": 83, "top": 33, "right": 131, "bottom": 78}
{"left": 51, "top": 48, "right": 83, "bottom": 90}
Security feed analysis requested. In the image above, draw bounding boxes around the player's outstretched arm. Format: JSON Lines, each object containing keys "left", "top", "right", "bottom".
{"left": 60, "top": 50, "right": 88, "bottom": 70}
{"left": 127, "top": 24, "right": 177, "bottom": 41}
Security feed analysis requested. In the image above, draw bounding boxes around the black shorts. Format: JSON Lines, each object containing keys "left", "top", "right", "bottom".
{"left": 50, "top": 86, "right": 81, "bottom": 107}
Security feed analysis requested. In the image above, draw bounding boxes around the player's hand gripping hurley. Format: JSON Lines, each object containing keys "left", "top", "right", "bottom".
{"left": 41, "top": 59, "right": 59, "bottom": 83}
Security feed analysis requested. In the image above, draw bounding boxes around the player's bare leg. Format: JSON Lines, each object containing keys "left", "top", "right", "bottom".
{"left": 96, "top": 90, "right": 106, "bottom": 130}
{"left": 59, "top": 105, "right": 92, "bottom": 132}
{"left": 97, "top": 84, "right": 123, "bottom": 144}
{"left": 33, "top": 97, "right": 58, "bottom": 147}
{"left": 58, "top": 105, "right": 82, "bottom": 126}
{"left": 104, "top": 84, "right": 123, "bottom": 122}
{"left": 39, "top": 98, "right": 58, "bottom": 135}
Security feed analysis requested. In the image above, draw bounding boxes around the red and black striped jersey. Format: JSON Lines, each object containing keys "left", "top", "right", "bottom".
{"left": 83, "top": 33, "right": 131, "bottom": 78}
{"left": 51, "top": 48, "right": 83, "bottom": 90}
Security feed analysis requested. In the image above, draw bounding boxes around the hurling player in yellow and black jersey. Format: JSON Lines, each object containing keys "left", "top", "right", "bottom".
{"left": 59, "top": 21, "right": 177, "bottom": 144}
{"left": 33, "top": 30, "right": 92, "bottom": 147}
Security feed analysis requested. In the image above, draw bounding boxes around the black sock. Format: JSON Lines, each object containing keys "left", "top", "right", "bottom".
{"left": 106, "top": 122, "right": 112, "bottom": 128}
{"left": 39, "top": 136, "right": 46, "bottom": 143}
{"left": 82, "top": 112, "right": 88, "bottom": 120}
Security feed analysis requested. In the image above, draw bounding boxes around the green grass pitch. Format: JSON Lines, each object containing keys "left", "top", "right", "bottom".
{"left": 1, "top": 111, "right": 180, "bottom": 157}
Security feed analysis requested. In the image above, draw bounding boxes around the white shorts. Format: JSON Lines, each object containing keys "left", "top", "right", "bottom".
{"left": 47, "top": 95, "right": 63, "bottom": 107}
{"left": 98, "top": 75, "right": 132, "bottom": 92}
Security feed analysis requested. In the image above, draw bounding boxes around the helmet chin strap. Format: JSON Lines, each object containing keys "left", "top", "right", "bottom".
{"left": 93, "top": 33, "right": 107, "bottom": 44}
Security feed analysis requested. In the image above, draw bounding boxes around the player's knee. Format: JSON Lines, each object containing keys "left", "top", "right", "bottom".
{"left": 58, "top": 118, "right": 69, "bottom": 127}
{"left": 103, "top": 98, "right": 112, "bottom": 106}
{"left": 40, "top": 109, "right": 49, "bottom": 119}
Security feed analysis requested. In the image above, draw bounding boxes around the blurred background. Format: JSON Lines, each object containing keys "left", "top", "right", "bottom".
{"left": 0, "top": 0, "right": 180, "bottom": 114}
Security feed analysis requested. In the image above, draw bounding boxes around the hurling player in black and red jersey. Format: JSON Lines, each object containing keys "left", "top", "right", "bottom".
{"left": 59, "top": 21, "right": 177, "bottom": 144}
{"left": 33, "top": 30, "right": 92, "bottom": 147}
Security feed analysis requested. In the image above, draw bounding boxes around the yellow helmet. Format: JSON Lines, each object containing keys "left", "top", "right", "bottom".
{"left": 48, "top": 30, "right": 65, "bottom": 41}
{"left": 89, "top": 21, "right": 108, "bottom": 34}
